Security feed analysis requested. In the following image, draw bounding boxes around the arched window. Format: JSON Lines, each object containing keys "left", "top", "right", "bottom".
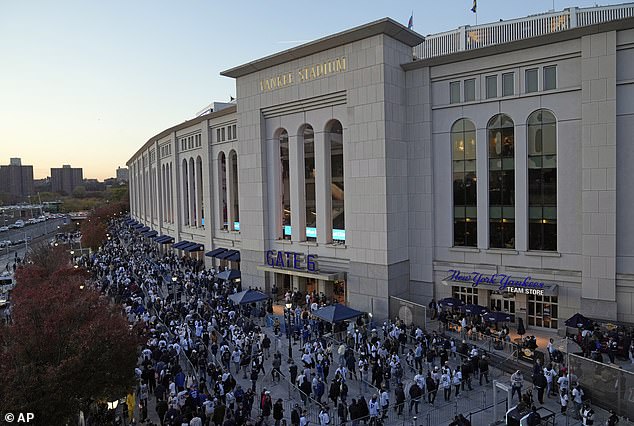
{"left": 528, "top": 110, "right": 557, "bottom": 251}
{"left": 182, "top": 159, "right": 189, "bottom": 226}
{"left": 279, "top": 129, "right": 291, "bottom": 240}
{"left": 189, "top": 157, "right": 196, "bottom": 226}
{"left": 488, "top": 114, "right": 515, "bottom": 249}
{"left": 218, "top": 152, "right": 228, "bottom": 230}
{"left": 451, "top": 119, "right": 477, "bottom": 247}
{"left": 327, "top": 120, "right": 345, "bottom": 243}
{"left": 302, "top": 125, "right": 316, "bottom": 241}
{"left": 196, "top": 156, "right": 204, "bottom": 227}
{"left": 229, "top": 151, "right": 239, "bottom": 231}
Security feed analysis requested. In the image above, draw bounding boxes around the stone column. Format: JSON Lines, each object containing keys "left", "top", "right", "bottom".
{"left": 580, "top": 31, "right": 617, "bottom": 320}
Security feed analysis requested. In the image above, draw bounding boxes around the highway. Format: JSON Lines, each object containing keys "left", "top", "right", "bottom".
{"left": 0, "top": 218, "right": 68, "bottom": 265}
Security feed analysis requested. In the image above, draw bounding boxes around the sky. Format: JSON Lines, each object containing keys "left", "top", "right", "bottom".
{"left": 0, "top": 0, "right": 624, "bottom": 180}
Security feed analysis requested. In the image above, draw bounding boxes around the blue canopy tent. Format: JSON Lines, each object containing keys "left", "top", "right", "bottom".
{"left": 461, "top": 304, "right": 489, "bottom": 316}
{"left": 482, "top": 311, "right": 513, "bottom": 323}
{"left": 136, "top": 226, "right": 150, "bottom": 233}
{"left": 438, "top": 297, "right": 464, "bottom": 308}
{"left": 216, "top": 249, "right": 238, "bottom": 260}
{"left": 228, "top": 289, "right": 269, "bottom": 305}
{"left": 312, "top": 304, "right": 364, "bottom": 323}
{"left": 132, "top": 223, "right": 144, "bottom": 229}
{"left": 565, "top": 313, "right": 592, "bottom": 329}
{"left": 226, "top": 251, "right": 241, "bottom": 262}
{"left": 142, "top": 230, "right": 158, "bottom": 238}
{"left": 217, "top": 269, "right": 241, "bottom": 281}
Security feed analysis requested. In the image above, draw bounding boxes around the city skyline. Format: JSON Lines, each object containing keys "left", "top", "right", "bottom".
{"left": 0, "top": 0, "right": 623, "bottom": 180}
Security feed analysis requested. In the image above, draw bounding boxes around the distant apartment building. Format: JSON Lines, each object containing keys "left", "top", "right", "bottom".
{"left": 0, "top": 158, "right": 34, "bottom": 197}
{"left": 116, "top": 166, "right": 129, "bottom": 182}
{"left": 51, "top": 164, "right": 83, "bottom": 195}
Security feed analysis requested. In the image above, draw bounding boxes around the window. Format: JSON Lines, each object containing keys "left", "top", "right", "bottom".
{"left": 452, "top": 286, "right": 479, "bottom": 305}
{"left": 328, "top": 120, "right": 345, "bottom": 243}
{"left": 232, "top": 125, "right": 237, "bottom": 139}
{"left": 528, "top": 110, "right": 557, "bottom": 251}
{"left": 450, "top": 81, "right": 461, "bottom": 104}
{"left": 525, "top": 68, "right": 538, "bottom": 93}
{"left": 216, "top": 129, "right": 221, "bottom": 142}
{"left": 486, "top": 75, "right": 497, "bottom": 99}
{"left": 502, "top": 72, "right": 514, "bottom": 96}
{"left": 279, "top": 130, "right": 291, "bottom": 240}
{"left": 464, "top": 79, "right": 476, "bottom": 102}
{"left": 528, "top": 294, "right": 558, "bottom": 329}
{"left": 488, "top": 114, "right": 515, "bottom": 249}
{"left": 221, "top": 128, "right": 226, "bottom": 141}
{"left": 543, "top": 66, "right": 557, "bottom": 90}
{"left": 451, "top": 119, "right": 477, "bottom": 247}
{"left": 227, "top": 126, "right": 232, "bottom": 140}
{"left": 219, "top": 152, "right": 227, "bottom": 229}
{"left": 303, "top": 125, "right": 316, "bottom": 241}
{"left": 229, "top": 151, "right": 239, "bottom": 231}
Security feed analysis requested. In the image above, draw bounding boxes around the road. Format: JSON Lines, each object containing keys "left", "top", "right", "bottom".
{"left": 0, "top": 218, "right": 68, "bottom": 264}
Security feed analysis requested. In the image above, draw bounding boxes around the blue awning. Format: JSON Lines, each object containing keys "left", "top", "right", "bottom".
{"left": 155, "top": 235, "right": 174, "bottom": 244}
{"left": 228, "top": 289, "right": 268, "bottom": 305}
{"left": 137, "top": 226, "right": 150, "bottom": 233}
{"left": 183, "top": 243, "right": 204, "bottom": 252}
{"left": 205, "top": 248, "right": 227, "bottom": 257}
{"left": 217, "top": 249, "right": 238, "bottom": 260}
{"left": 226, "top": 251, "right": 241, "bottom": 262}
{"left": 172, "top": 240, "right": 191, "bottom": 249}
{"left": 142, "top": 230, "right": 157, "bottom": 238}
{"left": 132, "top": 223, "right": 144, "bottom": 229}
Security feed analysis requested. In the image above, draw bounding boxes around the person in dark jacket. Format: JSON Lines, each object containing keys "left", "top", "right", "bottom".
{"left": 394, "top": 383, "right": 406, "bottom": 415}
{"left": 337, "top": 401, "right": 348, "bottom": 424}
{"left": 155, "top": 397, "right": 168, "bottom": 426}
{"left": 478, "top": 356, "right": 489, "bottom": 385}
{"left": 273, "top": 398, "right": 284, "bottom": 426}
{"left": 426, "top": 372, "right": 438, "bottom": 404}
{"left": 291, "top": 404, "right": 301, "bottom": 426}
{"left": 409, "top": 383, "right": 422, "bottom": 414}
{"left": 533, "top": 370, "right": 547, "bottom": 404}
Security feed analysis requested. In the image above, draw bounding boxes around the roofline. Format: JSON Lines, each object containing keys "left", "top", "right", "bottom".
{"left": 221, "top": 17, "right": 424, "bottom": 79}
{"left": 402, "top": 16, "right": 634, "bottom": 71}
{"left": 126, "top": 105, "right": 236, "bottom": 165}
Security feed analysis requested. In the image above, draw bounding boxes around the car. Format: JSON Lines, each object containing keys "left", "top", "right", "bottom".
{"left": 0, "top": 226, "right": 8, "bottom": 232}
{"left": 14, "top": 220, "right": 24, "bottom": 228}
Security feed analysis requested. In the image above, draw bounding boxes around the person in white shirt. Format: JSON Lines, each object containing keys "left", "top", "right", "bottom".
{"left": 380, "top": 388, "right": 390, "bottom": 419}
{"left": 368, "top": 394, "right": 380, "bottom": 419}
{"left": 543, "top": 364, "right": 556, "bottom": 397}
{"left": 572, "top": 384, "right": 584, "bottom": 419}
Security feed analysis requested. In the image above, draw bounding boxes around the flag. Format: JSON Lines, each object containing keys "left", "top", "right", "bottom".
{"left": 471, "top": 0, "right": 477, "bottom": 13}
{"left": 407, "top": 13, "right": 413, "bottom": 30}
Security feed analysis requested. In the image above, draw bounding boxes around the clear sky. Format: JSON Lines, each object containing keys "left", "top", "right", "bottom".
{"left": 0, "top": 0, "right": 624, "bottom": 180}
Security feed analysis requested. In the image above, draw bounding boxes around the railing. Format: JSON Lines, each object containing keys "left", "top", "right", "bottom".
{"left": 414, "top": 3, "right": 634, "bottom": 60}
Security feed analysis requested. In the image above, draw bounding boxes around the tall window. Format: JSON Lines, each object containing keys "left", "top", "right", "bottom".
{"left": 230, "top": 151, "right": 239, "bottom": 231}
{"left": 525, "top": 68, "right": 538, "bottom": 93}
{"left": 218, "top": 152, "right": 227, "bottom": 230}
{"left": 450, "top": 81, "right": 460, "bottom": 103}
{"left": 451, "top": 119, "right": 477, "bottom": 247}
{"left": 464, "top": 79, "right": 476, "bottom": 102}
{"left": 279, "top": 130, "right": 291, "bottom": 240}
{"left": 182, "top": 159, "right": 189, "bottom": 226}
{"left": 488, "top": 114, "right": 515, "bottom": 249}
{"left": 528, "top": 110, "right": 557, "bottom": 251}
{"left": 303, "top": 125, "right": 316, "bottom": 241}
{"left": 486, "top": 75, "right": 497, "bottom": 99}
{"left": 528, "top": 294, "right": 558, "bottom": 329}
{"left": 196, "top": 157, "right": 204, "bottom": 227}
{"left": 328, "top": 120, "right": 345, "bottom": 243}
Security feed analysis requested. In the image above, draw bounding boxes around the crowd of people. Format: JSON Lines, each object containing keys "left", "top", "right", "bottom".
{"left": 76, "top": 217, "right": 627, "bottom": 425}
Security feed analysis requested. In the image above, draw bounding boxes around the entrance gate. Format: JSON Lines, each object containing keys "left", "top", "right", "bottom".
{"left": 389, "top": 296, "right": 427, "bottom": 329}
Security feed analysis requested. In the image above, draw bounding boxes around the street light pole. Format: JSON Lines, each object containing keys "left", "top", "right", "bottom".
{"left": 285, "top": 303, "right": 293, "bottom": 359}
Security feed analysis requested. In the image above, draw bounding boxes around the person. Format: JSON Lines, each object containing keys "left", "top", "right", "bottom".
{"left": 559, "top": 388, "right": 569, "bottom": 414}
{"left": 533, "top": 369, "right": 547, "bottom": 404}
{"left": 300, "top": 409, "right": 309, "bottom": 426}
{"left": 526, "top": 406, "right": 541, "bottom": 426}
{"left": 629, "top": 341, "right": 634, "bottom": 365}
{"left": 478, "top": 355, "right": 489, "bottom": 385}
{"left": 379, "top": 387, "right": 390, "bottom": 419}
{"left": 511, "top": 370, "right": 523, "bottom": 401}
{"left": 441, "top": 370, "right": 452, "bottom": 402}
{"left": 394, "top": 382, "right": 405, "bottom": 415}
{"left": 273, "top": 398, "right": 284, "bottom": 426}
{"left": 581, "top": 403, "right": 595, "bottom": 426}
{"left": 607, "top": 409, "right": 620, "bottom": 425}
{"left": 319, "top": 405, "right": 331, "bottom": 426}
{"left": 608, "top": 337, "right": 618, "bottom": 364}
{"left": 337, "top": 401, "right": 348, "bottom": 425}
{"left": 572, "top": 384, "right": 584, "bottom": 420}
{"left": 408, "top": 382, "right": 422, "bottom": 414}
{"left": 368, "top": 394, "right": 380, "bottom": 424}
{"left": 291, "top": 404, "right": 301, "bottom": 426}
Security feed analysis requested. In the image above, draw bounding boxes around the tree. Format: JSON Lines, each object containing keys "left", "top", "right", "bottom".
{"left": 0, "top": 252, "right": 140, "bottom": 425}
